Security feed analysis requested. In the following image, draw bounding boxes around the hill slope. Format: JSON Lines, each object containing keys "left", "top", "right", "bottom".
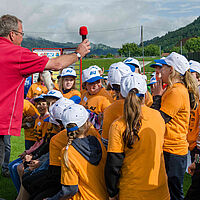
{"left": 143, "top": 16, "right": 200, "bottom": 51}
{"left": 21, "top": 37, "right": 118, "bottom": 56}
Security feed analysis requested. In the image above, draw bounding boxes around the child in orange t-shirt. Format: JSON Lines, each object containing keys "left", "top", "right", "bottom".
{"left": 47, "top": 104, "right": 108, "bottom": 200}
{"left": 26, "top": 73, "right": 48, "bottom": 104}
{"left": 152, "top": 52, "right": 199, "bottom": 199}
{"left": 59, "top": 68, "right": 81, "bottom": 104}
{"left": 22, "top": 99, "right": 39, "bottom": 150}
{"left": 81, "top": 67, "right": 113, "bottom": 114}
{"left": 187, "top": 60, "right": 200, "bottom": 163}
{"left": 102, "top": 62, "right": 131, "bottom": 146}
{"left": 105, "top": 73, "right": 169, "bottom": 200}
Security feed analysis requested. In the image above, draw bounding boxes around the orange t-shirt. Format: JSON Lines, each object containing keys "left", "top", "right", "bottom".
{"left": 49, "top": 126, "right": 101, "bottom": 166}
{"left": 62, "top": 89, "right": 81, "bottom": 99}
{"left": 108, "top": 106, "right": 169, "bottom": 200}
{"left": 187, "top": 104, "right": 200, "bottom": 151}
{"left": 145, "top": 90, "right": 153, "bottom": 107}
{"left": 108, "top": 89, "right": 117, "bottom": 100}
{"left": 32, "top": 114, "right": 50, "bottom": 141}
{"left": 80, "top": 88, "right": 87, "bottom": 96}
{"left": 81, "top": 87, "right": 114, "bottom": 114}
{"left": 26, "top": 82, "right": 48, "bottom": 99}
{"left": 60, "top": 137, "right": 108, "bottom": 200}
{"left": 160, "top": 83, "right": 190, "bottom": 155}
{"left": 23, "top": 99, "right": 39, "bottom": 141}
{"left": 102, "top": 99, "right": 124, "bottom": 141}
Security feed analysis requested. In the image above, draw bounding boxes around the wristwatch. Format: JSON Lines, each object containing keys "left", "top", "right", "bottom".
{"left": 74, "top": 52, "right": 81, "bottom": 60}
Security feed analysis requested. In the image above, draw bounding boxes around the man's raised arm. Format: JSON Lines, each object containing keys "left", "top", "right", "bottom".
{"left": 44, "top": 39, "right": 90, "bottom": 71}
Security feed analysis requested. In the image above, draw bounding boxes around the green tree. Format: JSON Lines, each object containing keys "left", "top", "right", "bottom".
{"left": 118, "top": 43, "right": 142, "bottom": 57}
{"left": 144, "top": 44, "right": 160, "bottom": 56}
{"left": 185, "top": 37, "right": 200, "bottom": 52}
{"left": 106, "top": 53, "right": 114, "bottom": 58}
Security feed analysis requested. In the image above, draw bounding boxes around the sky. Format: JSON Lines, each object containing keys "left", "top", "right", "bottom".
{"left": 1, "top": 0, "right": 200, "bottom": 48}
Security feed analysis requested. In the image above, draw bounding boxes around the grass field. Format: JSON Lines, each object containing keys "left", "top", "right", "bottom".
{"left": 82, "top": 57, "right": 158, "bottom": 82}
{"left": 0, "top": 130, "right": 25, "bottom": 200}
{"left": 0, "top": 57, "right": 193, "bottom": 199}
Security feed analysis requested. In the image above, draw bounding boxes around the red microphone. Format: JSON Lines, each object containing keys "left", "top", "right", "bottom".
{"left": 79, "top": 26, "right": 88, "bottom": 42}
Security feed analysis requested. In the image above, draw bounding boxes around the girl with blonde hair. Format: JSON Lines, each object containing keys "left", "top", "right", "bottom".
{"left": 152, "top": 52, "right": 199, "bottom": 200}
{"left": 46, "top": 104, "right": 108, "bottom": 200}
{"left": 59, "top": 68, "right": 81, "bottom": 104}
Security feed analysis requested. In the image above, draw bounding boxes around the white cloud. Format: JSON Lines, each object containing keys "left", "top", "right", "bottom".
{"left": 0, "top": 0, "right": 199, "bottom": 48}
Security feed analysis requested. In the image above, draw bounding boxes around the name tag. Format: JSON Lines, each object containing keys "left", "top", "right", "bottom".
{"left": 37, "top": 87, "right": 41, "bottom": 91}
{"left": 83, "top": 96, "right": 88, "bottom": 102}
{"left": 37, "top": 122, "right": 41, "bottom": 126}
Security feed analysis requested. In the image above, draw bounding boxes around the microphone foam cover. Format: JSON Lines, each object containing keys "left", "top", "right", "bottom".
{"left": 80, "top": 26, "right": 88, "bottom": 35}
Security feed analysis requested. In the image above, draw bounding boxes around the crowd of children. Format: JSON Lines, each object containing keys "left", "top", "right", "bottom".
{"left": 7, "top": 53, "right": 200, "bottom": 200}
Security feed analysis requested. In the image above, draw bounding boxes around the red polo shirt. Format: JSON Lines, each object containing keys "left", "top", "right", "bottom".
{"left": 0, "top": 37, "right": 49, "bottom": 136}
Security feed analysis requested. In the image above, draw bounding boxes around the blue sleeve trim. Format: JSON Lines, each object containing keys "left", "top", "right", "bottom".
{"left": 70, "top": 96, "right": 81, "bottom": 104}
{"left": 43, "top": 117, "right": 50, "bottom": 122}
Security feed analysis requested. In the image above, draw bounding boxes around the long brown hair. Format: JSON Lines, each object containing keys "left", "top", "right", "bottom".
{"left": 123, "top": 88, "right": 143, "bottom": 149}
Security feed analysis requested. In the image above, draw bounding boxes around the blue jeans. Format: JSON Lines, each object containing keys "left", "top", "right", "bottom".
{"left": 8, "top": 157, "right": 23, "bottom": 193}
{"left": 0, "top": 135, "right": 4, "bottom": 167}
{"left": 2, "top": 135, "right": 11, "bottom": 171}
{"left": 164, "top": 151, "right": 187, "bottom": 200}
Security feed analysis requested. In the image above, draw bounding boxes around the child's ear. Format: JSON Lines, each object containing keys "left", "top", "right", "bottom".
{"left": 170, "top": 66, "right": 174, "bottom": 73}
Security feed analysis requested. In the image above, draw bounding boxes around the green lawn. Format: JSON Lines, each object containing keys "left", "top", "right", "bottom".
{"left": 82, "top": 57, "right": 159, "bottom": 83}
{"left": 82, "top": 57, "right": 159, "bottom": 71}
{"left": 0, "top": 129, "right": 25, "bottom": 200}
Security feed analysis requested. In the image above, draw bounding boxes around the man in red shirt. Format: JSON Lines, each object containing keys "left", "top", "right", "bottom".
{"left": 0, "top": 14, "right": 90, "bottom": 167}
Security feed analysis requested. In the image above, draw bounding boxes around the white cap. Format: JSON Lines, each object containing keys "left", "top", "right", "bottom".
{"left": 88, "top": 65, "right": 101, "bottom": 71}
{"left": 84, "top": 67, "right": 103, "bottom": 83}
{"left": 44, "top": 90, "right": 63, "bottom": 99}
{"left": 49, "top": 97, "right": 74, "bottom": 125}
{"left": 151, "top": 72, "right": 156, "bottom": 77}
{"left": 189, "top": 60, "right": 200, "bottom": 74}
{"left": 61, "top": 104, "right": 89, "bottom": 131}
{"left": 123, "top": 57, "right": 141, "bottom": 72}
{"left": 147, "top": 76, "right": 157, "bottom": 86}
{"left": 60, "top": 68, "right": 77, "bottom": 77}
{"left": 120, "top": 73, "right": 147, "bottom": 98}
{"left": 155, "top": 52, "right": 189, "bottom": 75}
{"left": 108, "top": 62, "right": 132, "bottom": 86}
{"left": 82, "top": 68, "right": 89, "bottom": 83}
{"left": 142, "top": 74, "right": 147, "bottom": 81}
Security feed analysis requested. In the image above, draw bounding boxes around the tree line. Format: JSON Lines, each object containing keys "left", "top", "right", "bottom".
{"left": 118, "top": 37, "right": 200, "bottom": 57}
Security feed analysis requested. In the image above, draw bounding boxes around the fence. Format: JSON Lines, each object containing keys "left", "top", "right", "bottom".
{"left": 185, "top": 52, "right": 200, "bottom": 62}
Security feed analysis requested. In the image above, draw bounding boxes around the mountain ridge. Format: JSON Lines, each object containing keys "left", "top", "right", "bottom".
{"left": 143, "top": 16, "right": 200, "bottom": 51}
{"left": 21, "top": 37, "right": 118, "bottom": 56}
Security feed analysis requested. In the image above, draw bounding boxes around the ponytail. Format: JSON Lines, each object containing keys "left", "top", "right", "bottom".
{"left": 168, "top": 68, "right": 199, "bottom": 109}
{"left": 182, "top": 71, "right": 199, "bottom": 109}
{"left": 63, "top": 122, "right": 88, "bottom": 168}
{"left": 123, "top": 88, "right": 143, "bottom": 149}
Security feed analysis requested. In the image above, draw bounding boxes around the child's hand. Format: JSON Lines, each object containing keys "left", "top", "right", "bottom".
{"left": 152, "top": 79, "right": 164, "bottom": 96}
{"left": 24, "top": 154, "right": 33, "bottom": 162}
{"left": 18, "top": 151, "right": 27, "bottom": 159}
{"left": 28, "top": 160, "right": 40, "bottom": 171}
{"left": 109, "top": 194, "right": 119, "bottom": 200}
{"left": 188, "top": 162, "right": 196, "bottom": 176}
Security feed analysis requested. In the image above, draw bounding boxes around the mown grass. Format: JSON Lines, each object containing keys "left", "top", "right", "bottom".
{"left": 0, "top": 129, "right": 25, "bottom": 200}
{"left": 82, "top": 57, "right": 159, "bottom": 71}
